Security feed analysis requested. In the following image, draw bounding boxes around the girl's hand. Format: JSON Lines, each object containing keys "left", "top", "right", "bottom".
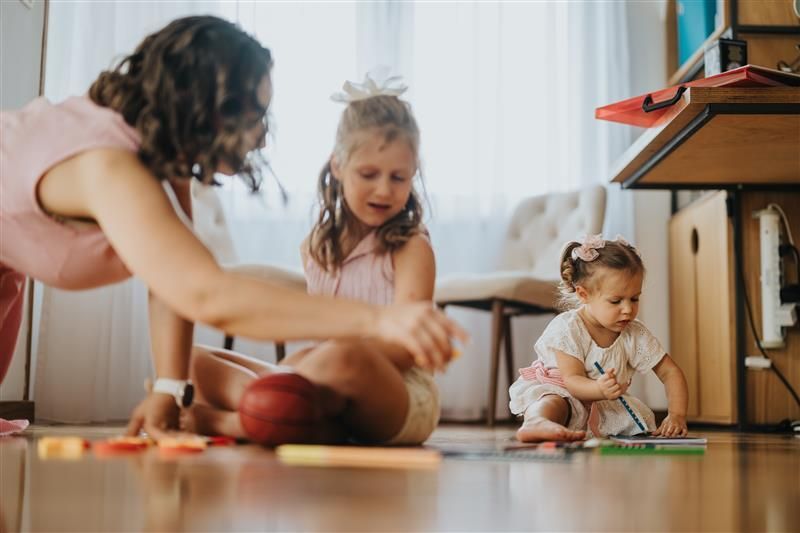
{"left": 597, "top": 368, "right": 626, "bottom": 400}
{"left": 653, "top": 413, "right": 688, "bottom": 437}
{"left": 376, "top": 302, "right": 469, "bottom": 372}
{"left": 125, "top": 393, "right": 186, "bottom": 441}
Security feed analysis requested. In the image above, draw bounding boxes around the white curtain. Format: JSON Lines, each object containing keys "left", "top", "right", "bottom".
{"left": 33, "top": 1, "right": 636, "bottom": 422}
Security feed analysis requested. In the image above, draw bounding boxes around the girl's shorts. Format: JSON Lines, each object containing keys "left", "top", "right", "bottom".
{"left": 384, "top": 366, "right": 440, "bottom": 445}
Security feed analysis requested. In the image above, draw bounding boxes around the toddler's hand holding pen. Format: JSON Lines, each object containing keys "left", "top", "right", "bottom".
{"left": 596, "top": 368, "right": 630, "bottom": 400}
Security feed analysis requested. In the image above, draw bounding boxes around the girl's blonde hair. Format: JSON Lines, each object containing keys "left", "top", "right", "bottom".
{"left": 309, "top": 94, "right": 424, "bottom": 271}
{"left": 558, "top": 238, "right": 645, "bottom": 310}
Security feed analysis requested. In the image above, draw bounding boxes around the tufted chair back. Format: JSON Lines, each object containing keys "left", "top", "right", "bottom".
{"left": 498, "top": 185, "right": 607, "bottom": 280}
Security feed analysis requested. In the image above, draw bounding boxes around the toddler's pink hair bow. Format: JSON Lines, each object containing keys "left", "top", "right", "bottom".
{"left": 571, "top": 234, "right": 605, "bottom": 262}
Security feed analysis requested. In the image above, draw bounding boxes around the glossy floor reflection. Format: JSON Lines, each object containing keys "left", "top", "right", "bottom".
{"left": 2, "top": 425, "right": 798, "bottom": 532}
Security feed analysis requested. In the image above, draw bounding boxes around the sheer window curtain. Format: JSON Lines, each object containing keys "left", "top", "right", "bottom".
{"left": 33, "top": 1, "right": 636, "bottom": 423}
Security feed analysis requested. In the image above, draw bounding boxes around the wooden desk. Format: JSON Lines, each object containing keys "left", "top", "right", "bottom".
{"left": 611, "top": 87, "right": 800, "bottom": 189}
{"left": 608, "top": 86, "right": 800, "bottom": 427}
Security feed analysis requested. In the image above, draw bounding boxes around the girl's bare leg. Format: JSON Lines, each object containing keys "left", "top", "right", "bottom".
{"left": 516, "top": 394, "right": 586, "bottom": 442}
{"left": 182, "top": 345, "right": 312, "bottom": 437}
{"left": 185, "top": 340, "right": 410, "bottom": 443}
{"left": 288, "top": 339, "right": 409, "bottom": 443}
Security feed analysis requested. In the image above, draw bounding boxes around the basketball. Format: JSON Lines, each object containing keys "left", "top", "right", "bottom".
{"left": 238, "top": 373, "right": 320, "bottom": 446}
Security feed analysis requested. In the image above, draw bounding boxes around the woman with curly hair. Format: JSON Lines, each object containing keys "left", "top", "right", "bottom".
{"left": 0, "top": 16, "right": 465, "bottom": 439}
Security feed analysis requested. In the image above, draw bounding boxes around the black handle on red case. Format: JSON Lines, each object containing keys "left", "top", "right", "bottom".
{"left": 642, "top": 85, "right": 687, "bottom": 113}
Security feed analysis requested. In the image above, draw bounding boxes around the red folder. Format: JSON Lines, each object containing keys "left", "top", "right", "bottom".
{"left": 595, "top": 65, "right": 800, "bottom": 128}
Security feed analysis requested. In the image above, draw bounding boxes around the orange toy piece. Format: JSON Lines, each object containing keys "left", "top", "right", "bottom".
{"left": 158, "top": 436, "right": 207, "bottom": 455}
{"left": 37, "top": 436, "right": 90, "bottom": 460}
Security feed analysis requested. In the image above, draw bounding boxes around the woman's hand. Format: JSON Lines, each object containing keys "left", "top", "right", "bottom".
{"left": 653, "top": 412, "right": 688, "bottom": 437}
{"left": 596, "top": 368, "right": 629, "bottom": 400}
{"left": 375, "top": 302, "right": 468, "bottom": 372}
{"left": 125, "top": 393, "right": 183, "bottom": 441}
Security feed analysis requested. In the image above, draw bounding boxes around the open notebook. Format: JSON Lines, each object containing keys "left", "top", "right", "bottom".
{"left": 609, "top": 434, "right": 707, "bottom": 445}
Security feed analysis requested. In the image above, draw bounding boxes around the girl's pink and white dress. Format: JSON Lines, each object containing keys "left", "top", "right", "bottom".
{"left": 509, "top": 308, "right": 666, "bottom": 437}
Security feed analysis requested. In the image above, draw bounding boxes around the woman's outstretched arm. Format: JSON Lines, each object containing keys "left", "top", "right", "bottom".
{"left": 46, "top": 148, "right": 466, "bottom": 369}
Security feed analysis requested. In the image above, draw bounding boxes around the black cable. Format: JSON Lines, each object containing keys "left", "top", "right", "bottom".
{"left": 739, "top": 267, "right": 800, "bottom": 409}
{"left": 779, "top": 244, "right": 800, "bottom": 283}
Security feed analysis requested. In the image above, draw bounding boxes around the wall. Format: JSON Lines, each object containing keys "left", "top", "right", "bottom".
{"left": 625, "top": 0, "right": 672, "bottom": 410}
{"left": 0, "top": 0, "right": 46, "bottom": 401}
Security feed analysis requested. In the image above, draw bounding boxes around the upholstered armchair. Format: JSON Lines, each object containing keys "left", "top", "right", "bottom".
{"left": 435, "top": 185, "right": 607, "bottom": 426}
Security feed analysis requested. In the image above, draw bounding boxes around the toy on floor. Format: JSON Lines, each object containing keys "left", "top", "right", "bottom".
{"left": 93, "top": 436, "right": 153, "bottom": 456}
{"left": 276, "top": 444, "right": 442, "bottom": 469}
{"left": 238, "top": 373, "right": 320, "bottom": 446}
{"left": 158, "top": 436, "right": 207, "bottom": 455}
{"left": 37, "top": 437, "right": 90, "bottom": 460}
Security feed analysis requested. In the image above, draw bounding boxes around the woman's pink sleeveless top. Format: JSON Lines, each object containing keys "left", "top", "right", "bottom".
{"left": 0, "top": 95, "right": 140, "bottom": 382}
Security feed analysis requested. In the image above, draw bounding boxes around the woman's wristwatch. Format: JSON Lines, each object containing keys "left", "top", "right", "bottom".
{"left": 152, "top": 378, "right": 195, "bottom": 408}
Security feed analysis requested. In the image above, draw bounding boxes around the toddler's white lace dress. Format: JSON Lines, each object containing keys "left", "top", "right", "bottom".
{"left": 509, "top": 308, "right": 665, "bottom": 437}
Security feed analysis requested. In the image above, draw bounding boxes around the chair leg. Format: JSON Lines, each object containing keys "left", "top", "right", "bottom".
{"left": 223, "top": 335, "right": 234, "bottom": 351}
{"left": 275, "top": 342, "right": 286, "bottom": 363}
{"left": 503, "top": 315, "right": 515, "bottom": 419}
{"left": 488, "top": 300, "right": 504, "bottom": 427}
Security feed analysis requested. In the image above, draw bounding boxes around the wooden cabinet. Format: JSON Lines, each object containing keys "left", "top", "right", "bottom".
{"left": 669, "top": 192, "right": 737, "bottom": 423}
{"left": 668, "top": 191, "right": 800, "bottom": 425}
{"left": 737, "top": 0, "right": 800, "bottom": 27}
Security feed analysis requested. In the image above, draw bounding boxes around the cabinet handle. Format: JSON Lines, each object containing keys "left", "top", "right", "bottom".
{"left": 691, "top": 227, "right": 699, "bottom": 255}
{"left": 642, "top": 86, "right": 687, "bottom": 113}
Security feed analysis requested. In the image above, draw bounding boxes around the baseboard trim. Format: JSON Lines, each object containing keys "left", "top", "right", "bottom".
{"left": 0, "top": 401, "right": 35, "bottom": 422}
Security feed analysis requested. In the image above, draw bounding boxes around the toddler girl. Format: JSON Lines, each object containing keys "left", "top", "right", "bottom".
{"left": 510, "top": 235, "right": 689, "bottom": 442}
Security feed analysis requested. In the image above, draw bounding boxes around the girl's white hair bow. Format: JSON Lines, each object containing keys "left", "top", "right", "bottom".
{"left": 331, "top": 67, "right": 408, "bottom": 104}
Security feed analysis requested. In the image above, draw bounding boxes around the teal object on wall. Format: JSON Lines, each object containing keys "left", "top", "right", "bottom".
{"left": 677, "top": 0, "right": 717, "bottom": 66}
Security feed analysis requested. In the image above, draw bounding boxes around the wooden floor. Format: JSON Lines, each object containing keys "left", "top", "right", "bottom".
{"left": 2, "top": 424, "right": 798, "bottom": 532}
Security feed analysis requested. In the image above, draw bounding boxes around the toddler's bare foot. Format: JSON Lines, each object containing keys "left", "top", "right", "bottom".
{"left": 180, "top": 404, "right": 245, "bottom": 439}
{"left": 516, "top": 417, "right": 586, "bottom": 442}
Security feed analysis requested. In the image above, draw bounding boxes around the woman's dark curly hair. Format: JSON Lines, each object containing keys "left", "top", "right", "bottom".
{"left": 89, "top": 15, "right": 271, "bottom": 190}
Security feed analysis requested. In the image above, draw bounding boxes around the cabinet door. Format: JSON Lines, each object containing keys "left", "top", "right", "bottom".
{"left": 669, "top": 202, "right": 700, "bottom": 419}
{"left": 693, "top": 192, "right": 736, "bottom": 423}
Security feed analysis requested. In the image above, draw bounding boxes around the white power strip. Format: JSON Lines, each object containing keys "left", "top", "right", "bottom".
{"left": 745, "top": 356, "right": 773, "bottom": 369}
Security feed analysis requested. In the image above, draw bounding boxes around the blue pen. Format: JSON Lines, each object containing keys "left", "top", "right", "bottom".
{"left": 593, "top": 361, "right": 647, "bottom": 433}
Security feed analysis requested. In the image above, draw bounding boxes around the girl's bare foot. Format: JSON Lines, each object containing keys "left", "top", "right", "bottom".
{"left": 180, "top": 404, "right": 245, "bottom": 439}
{"left": 516, "top": 417, "right": 586, "bottom": 442}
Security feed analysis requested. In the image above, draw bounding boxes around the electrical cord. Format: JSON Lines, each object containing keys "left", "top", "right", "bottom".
{"left": 779, "top": 243, "right": 800, "bottom": 283}
{"left": 767, "top": 203, "right": 795, "bottom": 246}
{"left": 738, "top": 203, "right": 800, "bottom": 412}
{"left": 738, "top": 241, "right": 800, "bottom": 410}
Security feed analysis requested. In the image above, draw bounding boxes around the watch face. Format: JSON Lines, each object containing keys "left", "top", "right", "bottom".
{"left": 182, "top": 383, "right": 195, "bottom": 408}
